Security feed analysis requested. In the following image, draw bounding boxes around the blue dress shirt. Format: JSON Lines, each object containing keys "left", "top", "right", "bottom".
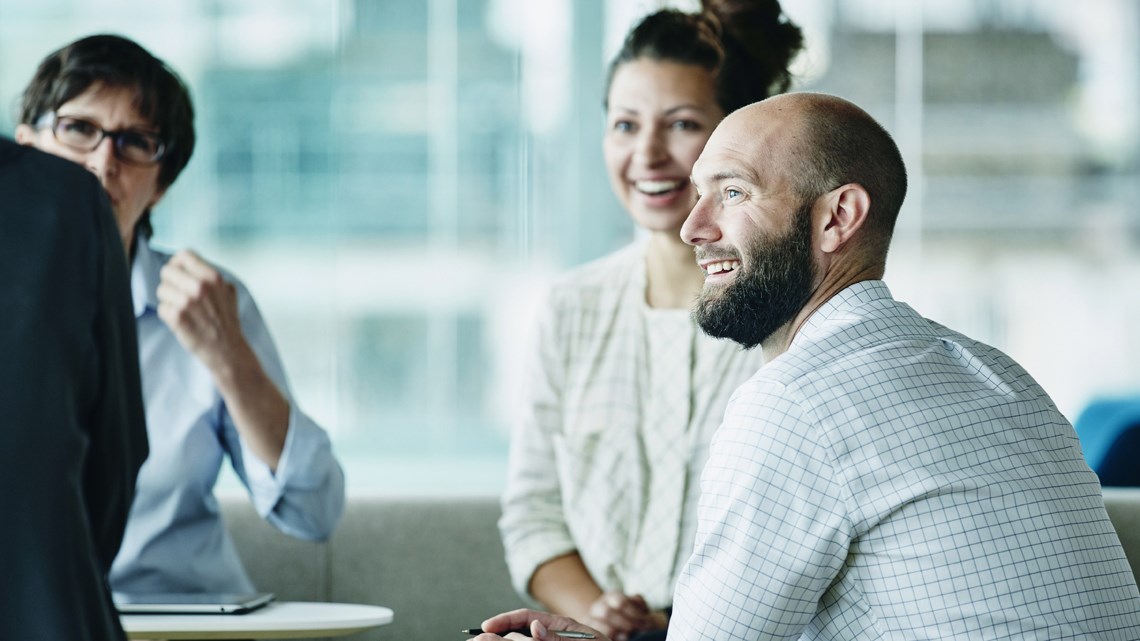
{"left": 109, "top": 240, "right": 345, "bottom": 593}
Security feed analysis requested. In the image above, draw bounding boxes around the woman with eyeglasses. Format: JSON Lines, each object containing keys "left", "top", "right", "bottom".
{"left": 497, "top": 2, "right": 803, "bottom": 640}
{"left": 14, "top": 34, "right": 345, "bottom": 595}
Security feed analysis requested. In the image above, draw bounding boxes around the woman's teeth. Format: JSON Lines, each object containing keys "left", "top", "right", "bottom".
{"left": 635, "top": 179, "right": 683, "bottom": 195}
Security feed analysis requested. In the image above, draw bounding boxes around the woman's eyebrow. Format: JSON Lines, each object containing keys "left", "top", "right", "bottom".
{"left": 55, "top": 111, "right": 159, "bottom": 133}
{"left": 662, "top": 104, "right": 710, "bottom": 115}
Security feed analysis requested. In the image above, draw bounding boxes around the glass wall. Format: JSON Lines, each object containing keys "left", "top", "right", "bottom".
{"left": 796, "top": 0, "right": 1140, "bottom": 423}
{"left": 2, "top": 0, "right": 1137, "bottom": 493}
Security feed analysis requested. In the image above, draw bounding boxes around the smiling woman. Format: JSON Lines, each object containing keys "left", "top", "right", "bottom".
{"left": 496, "top": 2, "right": 803, "bottom": 641}
{"left": 603, "top": 59, "right": 719, "bottom": 236}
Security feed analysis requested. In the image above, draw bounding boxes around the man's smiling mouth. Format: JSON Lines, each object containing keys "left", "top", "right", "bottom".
{"left": 704, "top": 260, "right": 741, "bottom": 275}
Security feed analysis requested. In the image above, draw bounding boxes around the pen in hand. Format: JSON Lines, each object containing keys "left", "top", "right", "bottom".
{"left": 462, "top": 628, "right": 595, "bottom": 639}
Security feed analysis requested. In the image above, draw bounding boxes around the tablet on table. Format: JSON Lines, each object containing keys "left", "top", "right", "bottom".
{"left": 113, "top": 591, "right": 276, "bottom": 614}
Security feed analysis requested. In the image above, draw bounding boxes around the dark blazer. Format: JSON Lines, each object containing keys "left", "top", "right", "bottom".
{"left": 0, "top": 137, "right": 148, "bottom": 640}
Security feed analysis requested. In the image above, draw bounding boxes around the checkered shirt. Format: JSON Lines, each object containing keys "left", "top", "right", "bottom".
{"left": 499, "top": 240, "right": 763, "bottom": 607}
{"left": 669, "top": 280, "right": 1140, "bottom": 640}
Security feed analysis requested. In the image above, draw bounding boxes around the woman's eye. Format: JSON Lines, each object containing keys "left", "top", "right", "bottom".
{"left": 612, "top": 120, "right": 634, "bottom": 133}
{"left": 671, "top": 120, "right": 701, "bottom": 131}
{"left": 120, "top": 132, "right": 154, "bottom": 151}
{"left": 62, "top": 119, "right": 96, "bottom": 134}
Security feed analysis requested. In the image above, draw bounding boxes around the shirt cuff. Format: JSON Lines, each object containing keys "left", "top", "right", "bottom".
{"left": 242, "top": 405, "right": 302, "bottom": 518}
{"left": 504, "top": 530, "right": 578, "bottom": 600}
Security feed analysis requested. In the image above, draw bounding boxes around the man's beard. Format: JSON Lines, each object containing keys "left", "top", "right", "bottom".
{"left": 692, "top": 200, "right": 817, "bottom": 350}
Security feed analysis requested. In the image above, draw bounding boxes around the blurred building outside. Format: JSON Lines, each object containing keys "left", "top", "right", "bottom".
{"left": 0, "top": 0, "right": 1137, "bottom": 493}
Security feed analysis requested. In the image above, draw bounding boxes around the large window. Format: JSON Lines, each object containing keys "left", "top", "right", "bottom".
{"left": 2, "top": 0, "right": 1137, "bottom": 493}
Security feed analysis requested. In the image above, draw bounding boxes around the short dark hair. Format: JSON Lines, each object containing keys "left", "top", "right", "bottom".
{"left": 605, "top": 0, "right": 804, "bottom": 115}
{"left": 792, "top": 96, "right": 909, "bottom": 257}
{"left": 18, "top": 34, "right": 195, "bottom": 238}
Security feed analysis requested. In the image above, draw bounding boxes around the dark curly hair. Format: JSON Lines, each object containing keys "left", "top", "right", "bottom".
{"left": 605, "top": 0, "right": 804, "bottom": 114}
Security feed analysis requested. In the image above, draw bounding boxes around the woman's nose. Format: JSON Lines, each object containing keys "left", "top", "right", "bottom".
{"left": 633, "top": 127, "right": 667, "bottom": 165}
{"left": 84, "top": 136, "right": 119, "bottom": 181}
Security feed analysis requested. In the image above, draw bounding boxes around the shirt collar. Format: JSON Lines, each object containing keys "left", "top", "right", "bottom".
{"left": 790, "top": 279, "right": 893, "bottom": 350}
{"left": 130, "top": 238, "right": 162, "bottom": 318}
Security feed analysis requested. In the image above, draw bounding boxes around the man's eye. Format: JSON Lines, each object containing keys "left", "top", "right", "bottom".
{"left": 725, "top": 188, "right": 743, "bottom": 200}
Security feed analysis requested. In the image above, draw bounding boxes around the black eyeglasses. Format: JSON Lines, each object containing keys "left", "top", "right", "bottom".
{"left": 40, "top": 114, "right": 167, "bottom": 165}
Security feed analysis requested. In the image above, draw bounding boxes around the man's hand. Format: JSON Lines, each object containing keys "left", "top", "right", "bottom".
{"left": 582, "top": 593, "right": 667, "bottom": 641}
{"left": 470, "top": 608, "right": 608, "bottom": 641}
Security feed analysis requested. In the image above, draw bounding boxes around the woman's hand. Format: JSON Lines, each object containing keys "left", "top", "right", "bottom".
{"left": 156, "top": 249, "right": 247, "bottom": 373}
{"left": 583, "top": 592, "right": 666, "bottom": 641}
{"left": 157, "top": 248, "right": 288, "bottom": 469}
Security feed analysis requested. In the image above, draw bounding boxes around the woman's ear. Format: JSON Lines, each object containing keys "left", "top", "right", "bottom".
{"left": 146, "top": 185, "right": 169, "bottom": 211}
{"left": 14, "top": 124, "right": 38, "bottom": 146}
{"left": 818, "top": 183, "right": 871, "bottom": 254}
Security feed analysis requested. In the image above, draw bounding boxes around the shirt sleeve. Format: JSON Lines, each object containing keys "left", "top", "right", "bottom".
{"left": 222, "top": 280, "right": 346, "bottom": 542}
{"left": 668, "top": 379, "right": 852, "bottom": 641}
{"left": 498, "top": 291, "right": 577, "bottom": 599}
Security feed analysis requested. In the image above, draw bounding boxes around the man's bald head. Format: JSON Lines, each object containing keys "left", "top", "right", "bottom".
{"left": 717, "top": 93, "right": 908, "bottom": 260}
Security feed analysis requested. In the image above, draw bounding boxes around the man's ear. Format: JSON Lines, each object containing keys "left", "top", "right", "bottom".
{"left": 818, "top": 183, "right": 871, "bottom": 254}
{"left": 14, "top": 124, "right": 38, "bottom": 146}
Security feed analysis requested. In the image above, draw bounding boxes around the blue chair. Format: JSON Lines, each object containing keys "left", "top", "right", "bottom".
{"left": 1073, "top": 397, "right": 1140, "bottom": 486}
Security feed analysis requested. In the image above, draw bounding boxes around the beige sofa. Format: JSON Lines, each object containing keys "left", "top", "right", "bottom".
{"left": 221, "top": 493, "right": 525, "bottom": 640}
{"left": 221, "top": 488, "right": 1140, "bottom": 640}
{"left": 1103, "top": 489, "right": 1140, "bottom": 581}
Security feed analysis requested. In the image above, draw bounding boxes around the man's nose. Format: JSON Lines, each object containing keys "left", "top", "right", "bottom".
{"left": 681, "top": 195, "right": 720, "bottom": 246}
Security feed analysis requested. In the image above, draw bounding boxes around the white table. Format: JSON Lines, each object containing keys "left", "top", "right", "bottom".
{"left": 121, "top": 601, "right": 393, "bottom": 639}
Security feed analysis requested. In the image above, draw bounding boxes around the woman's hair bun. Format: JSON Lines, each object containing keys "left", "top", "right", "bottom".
{"left": 605, "top": 0, "right": 803, "bottom": 113}
{"left": 702, "top": 0, "right": 804, "bottom": 96}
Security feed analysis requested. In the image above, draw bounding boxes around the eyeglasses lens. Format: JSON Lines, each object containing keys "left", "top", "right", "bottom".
{"left": 52, "top": 116, "right": 165, "bottom": 164}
